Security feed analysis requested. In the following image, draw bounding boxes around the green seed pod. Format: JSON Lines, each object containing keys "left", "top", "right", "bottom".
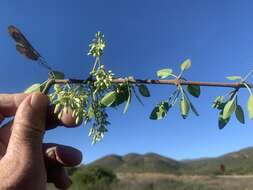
{"left": 75, "top": 116, "right": 82, "bottom": 125}
{"left": 54, "top": 84, "right": 62, "bottom": 92}
{"left": 72, "top": 110, "right": 76, "bottom": 117}
{"left": 58, "top": 110, "right": 63, "bottom": 120}
{"left": 54, "top": 104, "right": 61, "bottom": 114}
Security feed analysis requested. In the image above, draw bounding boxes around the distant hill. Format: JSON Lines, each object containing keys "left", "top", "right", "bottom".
{"left": 182, "top": 146, "right": 253, "bottom": 175}
{"left": 90, "top": 152, "right": 182, "bottom": 174}
{"left": 89, "top": 147, "right": 253, "bottom": 175}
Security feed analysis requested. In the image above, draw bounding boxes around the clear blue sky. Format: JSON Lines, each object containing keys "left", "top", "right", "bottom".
{"left": 1, "top": 0, "right": 253, "bottom": 163}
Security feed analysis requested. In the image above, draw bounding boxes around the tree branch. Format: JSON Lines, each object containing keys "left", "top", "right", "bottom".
{"left": 51, "top": 78, "right": 253, "bottom": 88}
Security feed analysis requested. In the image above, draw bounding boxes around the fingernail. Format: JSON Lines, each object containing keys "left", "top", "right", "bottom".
{"left": 56, "top": 145, "right": 83, "bottom": 166}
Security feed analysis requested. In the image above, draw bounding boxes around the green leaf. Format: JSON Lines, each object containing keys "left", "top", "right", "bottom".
{"left": 101, "top": 91, "right": 116, "bottom": 107}
{"left": 180, "top": 59, "right": 191, "bottom": 71}
{"left": 54, "top": 84, "right": 62, "bottom": 92}
{"left": 163, "top": 102, "right": 170, "bottom": 111}
{"left": 49, "top": 70, "right": 65, "bottom": 79}
{"left": 87, "top": 106, "right": 94, "bottom": 120}
{"left": 132, "top": 87, "right": 144, "bottom": 106}
{"left": 217, "top": 102, "right": 226, "bottom": 110}
{"left": 219, "top": 110, "right": 230, "bottom": 129}
{"left": 149, "top": 107, "right": 160, "bottom": 120}
{"left": 180, "top": 96, "right": 189, "bottom": 119}
{"left": 149, "top": 102, "right": 170, "bottom": 120}
{"left": 54, "top": 104, "right": 62, "bottom": 114}
{"left": 184, "top": 91, "right": 199, "bottom": 116}
{"left": 110, "top": 85, "right": 129, "bottom": 107}
{"left": 235, "top": 105, "right": 245, "bottom": 124}
{"left": 24, "top": 83, "right": 42, "bottom": 93}
{"left": 189, "top": 101, "right": 199, "bottom": 116}
{"left": 212, "top": 96, "right": 224, "bottom": 109}
{"left": 222, "top": 98, "right": 236, "bottom": 120}
{"left": 156, "top": 69, "right": 173, "bottom": 79}
{"left": 123, "top": 86, "right": 132, "bottom": 114}
{"left": 138, "top": 84, "right": 150, "bottom": 97}
{"left": 226, "top": 76, "right": 242, "bottom": 81}
{"left": 112, "top": 93, "right": 128, "bottom": 107}
{"left": 187, "top": 85, "right": 200, "bottom": 98}
{"left": 247, "top": 95, "right": 253, "bottom": 119}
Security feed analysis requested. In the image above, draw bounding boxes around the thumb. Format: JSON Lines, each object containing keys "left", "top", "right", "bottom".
{"left": 7, "top": 93, "right": 49, "bottom": 156}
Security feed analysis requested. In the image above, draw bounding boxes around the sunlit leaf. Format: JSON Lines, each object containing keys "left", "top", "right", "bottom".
{"left": 149, "top": 101, "right": 170, "bottom": 120}
{"left": 180, "top": 59, "right": 191, "bottom": 71}
{"left": 54, "top": 84, "right": 62, "bottom": 92}
{"left": 132, "top": 87, "right": 144, "bottom": 106}
{"left": 226, "top": 76, "right": 242, "bottom": 81}
{"left": 184, "top": 92, "right": 199, "bottom": 116}
{"left": 247, "top": 95, "right": 253, "bottom": 119}
{"left": 219, "top": 110, "right": 230, "bottom": 129}
{"left": 101, "top": 91, "right": 116, "bottom": 107}
{"left": 156, "top": 69, "right": 173, "bottom": 79}
{"left": 187, "top": 85, "right": 200, "bottom": 98}
{"left": 222, "top": 98, "right": 236, "bottom": 120}
{"left": 189, "top": 101, "right": 199, "bottom": 116}
{"left": 163, "top": 102, "right": 170, "bottom": 111}
{"left": 24, "top": 83, "right": 42, "bottom": 93}
{"left": 75, "top": 116, "right": 82, "bottom": 125}
{"left": 235, "top": 105, "right": 245, "bottom": 124}
{"left": 110, "top": 85, "right": 129, "bottom": 107}
{"left": 123, "top": 86, "right": 132, "bottom": 114}
{"left": 180, "top": 97, "right": 189, "bottom": 119}
{"left": 87, "top": 106, "right": 94, "bottom": 120}
{"left": 138, "top": 84, "right": 150, "bottom": 97}
{"left": 212, "top": 96, "right": 224, "bottom": 109}
{"left": 150, "top": 106, "right": 160, "bottom": 120}
{"left": 54, "top": 104, "right": 61, "bottom": 114}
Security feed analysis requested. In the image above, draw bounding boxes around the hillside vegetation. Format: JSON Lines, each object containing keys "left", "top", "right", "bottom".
{"left": 47, "top": 147, "right": 253, "bottom": 190}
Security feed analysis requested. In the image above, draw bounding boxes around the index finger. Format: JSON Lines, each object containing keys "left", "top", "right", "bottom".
{"left": 0, "top": 93, "right": 79, "bottom": 129}
{"left": 0, "top": 93, "right": 29, "bottom": 117}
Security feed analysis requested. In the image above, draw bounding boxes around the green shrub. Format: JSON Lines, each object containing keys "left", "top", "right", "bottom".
{"left": 69, "top": 166, "right": 117, "bottom": 190}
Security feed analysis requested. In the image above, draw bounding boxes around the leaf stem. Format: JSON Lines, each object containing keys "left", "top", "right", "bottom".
{"left": 177, "top": 70, "right": 184, "bottom": 79}
{"left": 92, "top": 58, "right": 99, "bottom": 72}
{"left": 42, "top": 79, "right": 54, "bottom": 94}
{"left": 242, "top": 69, "right": 253, "bottom": 82}
{"left": 242, "top": 82, "right": 253, "bottom": 96}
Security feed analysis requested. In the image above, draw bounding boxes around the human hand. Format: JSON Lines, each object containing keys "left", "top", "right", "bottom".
{"left": 0, "top": 93, "right": 82, "bottom": 190}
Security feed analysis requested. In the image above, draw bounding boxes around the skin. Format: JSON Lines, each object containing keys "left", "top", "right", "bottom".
{"left": 0, "top": 93, "right": 83, "bottom": 190}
